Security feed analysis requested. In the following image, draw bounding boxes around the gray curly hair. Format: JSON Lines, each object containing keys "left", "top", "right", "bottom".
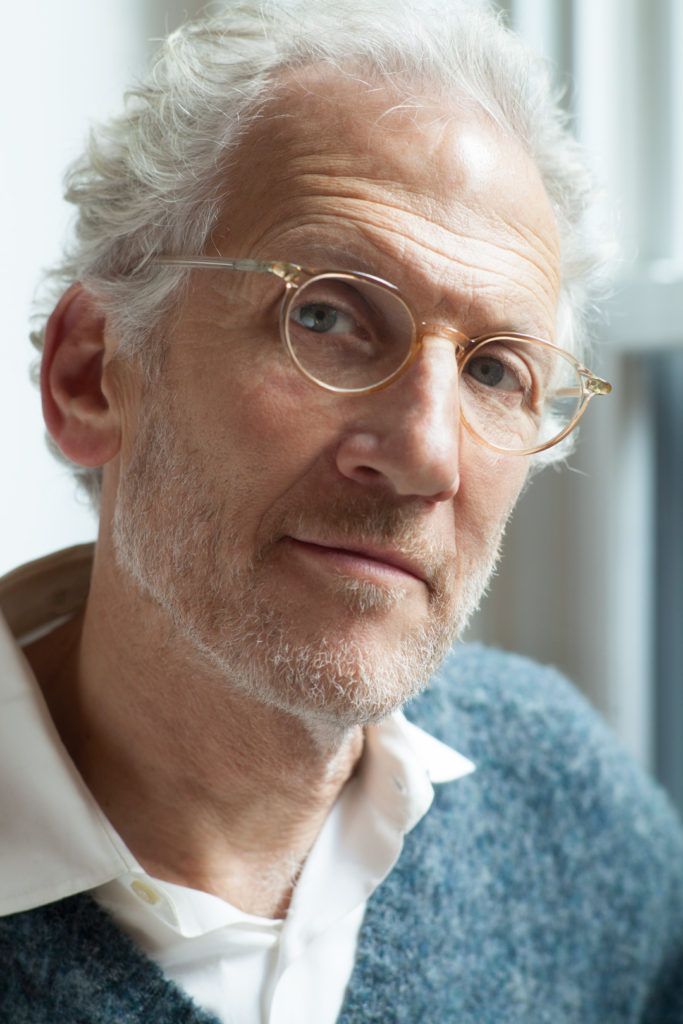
{"left": 34, "top": 0, "right": 613, "bottom": 506}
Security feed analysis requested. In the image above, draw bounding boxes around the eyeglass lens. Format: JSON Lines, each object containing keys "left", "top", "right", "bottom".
{"left": 284, "top": 273, "right": 583, "bottom": 453}
{"left": 285, "top": 273, "right": 414, "bottom": 391}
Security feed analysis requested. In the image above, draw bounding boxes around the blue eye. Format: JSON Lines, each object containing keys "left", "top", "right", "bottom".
{"left": 465, "top": 351, "right": 528, "bottom": 393}
{"left": 296, "top": 304, "right": 339, "bottom": 332}
{"left": 293, "top": 303, "right": 357, "bottom": 335}
{"left": 466, "top": 355, "right": 517, "bottom": 389}
{"left": 467, "top": 355, "right": 504, "bottom": 386}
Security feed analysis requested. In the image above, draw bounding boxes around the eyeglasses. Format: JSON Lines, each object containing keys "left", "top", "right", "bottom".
{"left": 156, "top": 256, "right": 612, "bottom": 456}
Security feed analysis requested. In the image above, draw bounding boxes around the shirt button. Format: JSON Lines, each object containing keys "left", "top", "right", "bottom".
{"left": 131, "top": 880, "right": 161, "bottom": 905}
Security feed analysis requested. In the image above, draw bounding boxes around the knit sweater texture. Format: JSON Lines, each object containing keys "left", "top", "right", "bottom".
{"left": 3, "top": 644, "right": 683, "bottom": 1022}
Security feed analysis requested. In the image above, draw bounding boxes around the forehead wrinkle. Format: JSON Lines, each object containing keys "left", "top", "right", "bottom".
{"left": 368, "top": 230, "right": 559, "bottom": 334}
{"left": 259, "top": 166, "right": 558, "bottom": 275}
{"left": 276, "top": 163, "right": 462, "bottom": 215}
{"left": 266, "top": 186, "right": 557, "bottom": 306}
{"left": 242, "top": 197, "right": 559, "bottom": 336}
{"left": 480, "top": 211, "right": 561, "bottom": 296}
{"left": 481, "top": 195, "right": 561, "bottom": 269}
{"left": 246, "top": 176, "right": 544, "bottom": 262}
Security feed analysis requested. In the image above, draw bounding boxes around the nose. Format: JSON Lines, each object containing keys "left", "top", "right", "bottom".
{"left": 335, "top": 335, "right": 461, "bottom": 502}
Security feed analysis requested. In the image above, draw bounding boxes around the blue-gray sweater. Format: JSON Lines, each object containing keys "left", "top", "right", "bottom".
{"left": 3, "top": 645, "right": 683, "bottom": 1022}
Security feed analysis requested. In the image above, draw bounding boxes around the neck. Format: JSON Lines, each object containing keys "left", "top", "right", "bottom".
{"left": 27, "top": 544, "right": 364, "bottom": 919}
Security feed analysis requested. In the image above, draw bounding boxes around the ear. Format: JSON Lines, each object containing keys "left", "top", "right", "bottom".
{"left": 40, "top": 284, "right": 122, "bottom": 467}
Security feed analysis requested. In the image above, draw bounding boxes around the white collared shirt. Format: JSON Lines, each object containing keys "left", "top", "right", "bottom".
{"left": 0, "top": 547, "right": 474, "bottom": 1024}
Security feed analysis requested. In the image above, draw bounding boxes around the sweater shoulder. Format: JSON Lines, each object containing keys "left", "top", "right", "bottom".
{"left": 408, "top": 642, "right": 607, "bottom": 743}
{"left": 409, "top": 642, "right": 641, "bottom": 774}
{"left": 406, "top": 643, "right": 683, "bottom": 863}
{"left": 343, "top": 646, "right": 683, "bottom": 1023}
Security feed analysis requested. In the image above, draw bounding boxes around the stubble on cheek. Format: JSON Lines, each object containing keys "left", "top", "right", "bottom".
{"left": 112, "top": 395, "right": 515, "bottom": 728}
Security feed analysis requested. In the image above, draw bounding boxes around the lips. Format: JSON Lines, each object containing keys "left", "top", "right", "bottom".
{"left": 285, "top": 536, "right": 429, "bottom": 585}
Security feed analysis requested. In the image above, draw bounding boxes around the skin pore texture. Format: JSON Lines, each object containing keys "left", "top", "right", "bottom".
{"left": 29, "top": 70, "right": 561, "bottom": 918}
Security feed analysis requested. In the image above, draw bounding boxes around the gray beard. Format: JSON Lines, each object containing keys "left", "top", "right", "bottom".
{"left": 112, "top": 395, "right": 506, "bottom": 733}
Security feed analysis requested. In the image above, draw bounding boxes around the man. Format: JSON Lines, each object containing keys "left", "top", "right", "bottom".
{"left": 1, "top": 1, "right": 682, "bottom": 1021}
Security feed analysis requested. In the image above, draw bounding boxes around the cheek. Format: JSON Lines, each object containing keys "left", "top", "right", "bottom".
{"left": 457, "top": 441, "right": 528, "bottom": 541}
{"left": 171, "top": 350, "right": 341, "bottom": 504}
{"left": 225, "top": 373, "right": 325, "bottom": 463}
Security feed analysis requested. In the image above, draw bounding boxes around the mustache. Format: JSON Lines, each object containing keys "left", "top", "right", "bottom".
{"left": 260, "top": 495, "right": 455, "bottom": 593}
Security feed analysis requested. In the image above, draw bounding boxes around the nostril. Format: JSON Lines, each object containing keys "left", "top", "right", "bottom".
{"left": 356, "top": 466, "right": 382, "bottom": 479}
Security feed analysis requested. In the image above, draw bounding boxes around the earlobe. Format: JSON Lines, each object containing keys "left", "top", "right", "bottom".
{"left": 41, "top": 284, "right": 122, "bottom": 468}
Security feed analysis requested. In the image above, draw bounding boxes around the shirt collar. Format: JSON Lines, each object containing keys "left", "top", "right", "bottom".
{"left": 371, "top": 709, "right": 475, "bottom": 787}
{"left": 0, "top": 610, "right": 137, "bottom": 916}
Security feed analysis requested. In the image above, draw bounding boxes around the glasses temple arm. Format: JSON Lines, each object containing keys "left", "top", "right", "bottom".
{"left": 155, "top": 256, "right": 304, "bottom": 284}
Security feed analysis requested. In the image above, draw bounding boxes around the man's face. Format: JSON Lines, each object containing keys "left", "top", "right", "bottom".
{"left": 111, "top": 75, "right": 561, "bottom": 732}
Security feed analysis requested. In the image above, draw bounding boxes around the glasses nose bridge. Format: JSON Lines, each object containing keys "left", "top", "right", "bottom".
{"left": 417, "top": 320, "right": 469, "bottom": 349}
{"left": 415, "top": 321, "right": 470, "bottom": 361}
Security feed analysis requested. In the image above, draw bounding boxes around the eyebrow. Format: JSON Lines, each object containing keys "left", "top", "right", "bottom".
{"left": 285, "top": 240, "right": 380, "bottom": 277}
{"left": 239, "top": 235, "right": 554, "bottom": 341}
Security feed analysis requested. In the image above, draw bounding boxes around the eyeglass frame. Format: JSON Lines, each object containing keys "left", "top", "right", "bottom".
{"left": 154, "top": 255, "right": 612, "bottom": 457}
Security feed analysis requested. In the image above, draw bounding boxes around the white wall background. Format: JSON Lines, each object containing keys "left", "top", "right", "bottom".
{"left": 2, "top": 0, "right": 681, "bottom": 781}
{"left": 0, "top": 0, "right": 201, "bottom": 573}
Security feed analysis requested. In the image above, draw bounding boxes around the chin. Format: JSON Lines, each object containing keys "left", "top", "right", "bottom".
{"left": 182, "top": 587, "right": 468, "bottom": 736}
